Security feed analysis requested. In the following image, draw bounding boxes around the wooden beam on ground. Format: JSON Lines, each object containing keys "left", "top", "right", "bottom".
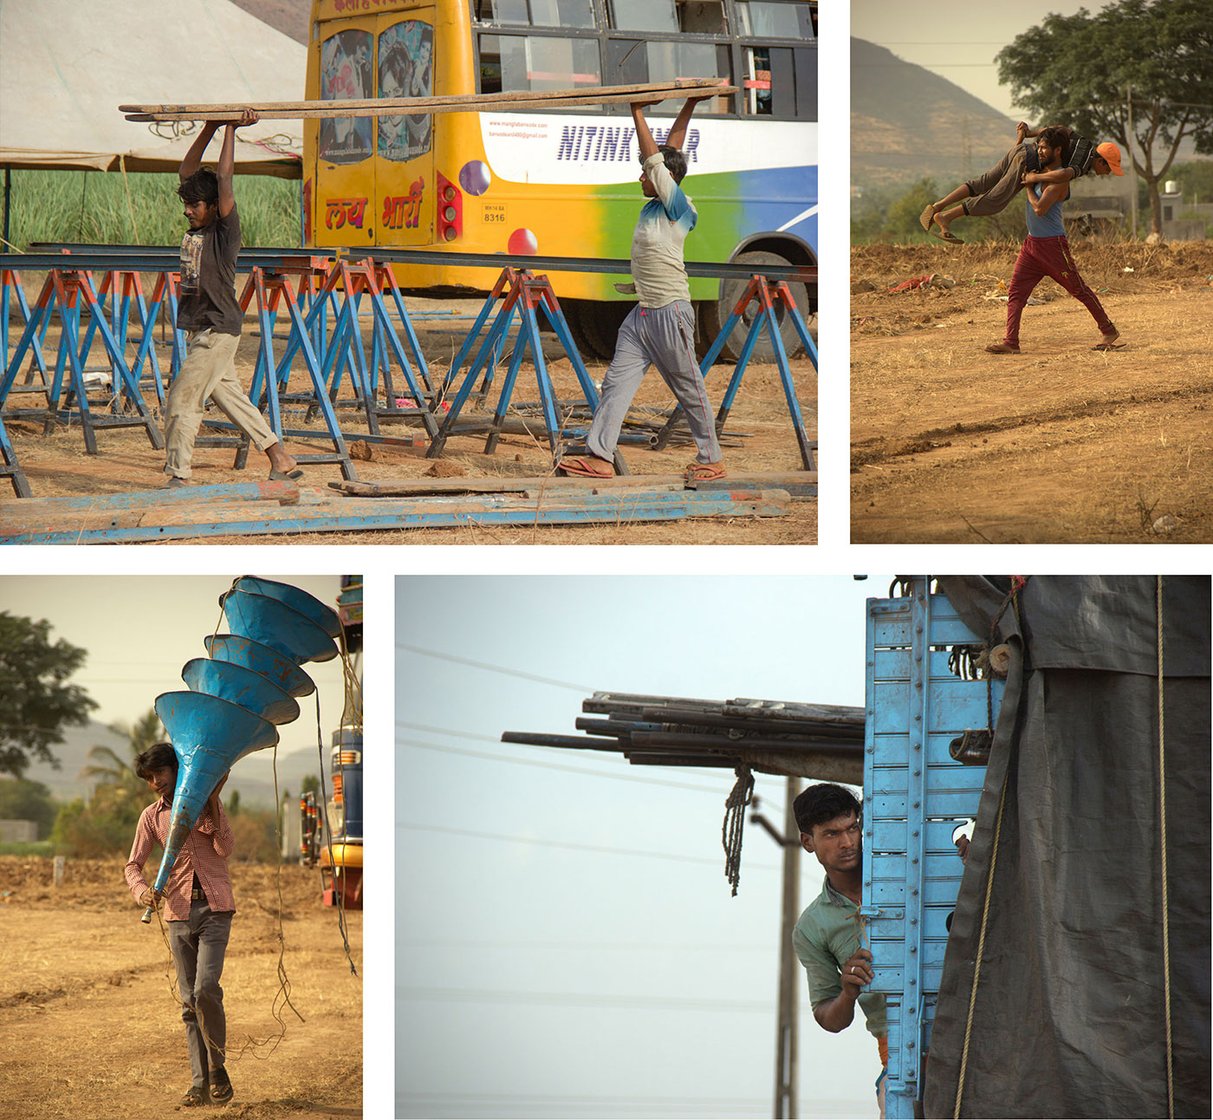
{"left": 0, "top": 485, "right": 790, "bottom": 544}
{"left": 120, "top": 79, "right": 737, "bottom": 122}
{"left": 328, "top": 471, "right": 817, "bottom": 499}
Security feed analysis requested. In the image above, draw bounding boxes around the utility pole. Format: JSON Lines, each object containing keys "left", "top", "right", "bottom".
{"left": 752, "top": 779, "right": 802, "bottom": 1119}
{"left": 1126, "top": 83, "right": 1139, "bottom": 240}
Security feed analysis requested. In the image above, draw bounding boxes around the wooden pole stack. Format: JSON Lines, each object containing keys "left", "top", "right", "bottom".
{"left": 120, "top": 78, "right": 737, "bottom": 122}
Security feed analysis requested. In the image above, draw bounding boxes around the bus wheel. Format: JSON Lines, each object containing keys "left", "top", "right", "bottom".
{"left": 698, "top": 250, "right": 816, "bottom": 363}
{"left": 563, "top": 300, "right": 631, "bottom": 362}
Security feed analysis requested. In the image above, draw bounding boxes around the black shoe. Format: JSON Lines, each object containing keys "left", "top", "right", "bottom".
{"left": 181, "top": 1085, "right": 210, "bottom": 1107}
{"left": 210, "top": 1067, "right": 234, "bottom": 1104}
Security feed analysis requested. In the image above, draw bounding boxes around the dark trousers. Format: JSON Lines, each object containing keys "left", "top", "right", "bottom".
{"left": 167, "top": 901, "right": 233, "bottom": 1089}
{"left": 1004, "top": 235, "right": 1115, "bottom": 347}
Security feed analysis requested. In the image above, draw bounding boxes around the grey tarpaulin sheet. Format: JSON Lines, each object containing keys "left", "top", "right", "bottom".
{"left": 923, "top": 576, "right": 1210, "bottom": 1119}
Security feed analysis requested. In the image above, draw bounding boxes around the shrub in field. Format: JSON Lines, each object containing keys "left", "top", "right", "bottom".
{"left": 6, "top": 169, "right": 300, "bottom": 249}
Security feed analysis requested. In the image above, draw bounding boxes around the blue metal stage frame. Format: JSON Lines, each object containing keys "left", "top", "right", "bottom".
{"left": 654, "top": 274, "right": 817, "bottom": 470}
{"left": 426, "top": 268, "right": 626, "bottom": 471}
{"left": 863, "top": 578, "right": 1003, "bottom": 1118}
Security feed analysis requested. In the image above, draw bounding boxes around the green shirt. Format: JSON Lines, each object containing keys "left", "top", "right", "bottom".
{"left": 792, "top": 877, "right": 887, "bottom": 1038}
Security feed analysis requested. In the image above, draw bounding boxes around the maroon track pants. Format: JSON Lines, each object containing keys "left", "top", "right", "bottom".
{"left": 1004, "top": 235, "right": 1115, "bottom": 347}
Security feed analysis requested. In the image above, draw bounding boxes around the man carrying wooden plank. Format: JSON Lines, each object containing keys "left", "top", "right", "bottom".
{"left": 558, "top": 93, "right": 726, "bottom": 482}
{"left": 164, "top": 110, "right": 302, "bottom": 487}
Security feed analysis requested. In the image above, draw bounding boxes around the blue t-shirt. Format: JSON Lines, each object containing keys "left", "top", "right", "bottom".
{"left": 1025, "top": 181, "right": 1067, "bottom": 238}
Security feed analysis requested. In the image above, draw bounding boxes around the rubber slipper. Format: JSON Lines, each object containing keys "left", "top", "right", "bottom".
{"left": 210, "top": 1068, "right": 234, "bottom": 1103}
{"left": 930, "top": 228, "right": 964, "bottom": 244}
{"left": 181, "top": 1086, "right": 210, "bottom": 1107}
{"left": 557, "top": 455, "right": 614, "bottom": 479}
{"left": 985, "top": 342, "right": 1021, "bottom": 354}
{"left": 268, "top": 468, "right": 305, "bottom": 481}
{"left": 1091, "top": 342, "right": 1126, "bottom": 351}
{"left": 685, "top": 461, "right": 727, "bottom": 482}
{"left": 919, "top": 204, "right": 936, "bottom": 233}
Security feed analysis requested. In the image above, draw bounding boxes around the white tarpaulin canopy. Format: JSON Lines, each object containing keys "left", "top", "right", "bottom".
{"left": 0, "top": 0, "right": 305, "bottom": 178}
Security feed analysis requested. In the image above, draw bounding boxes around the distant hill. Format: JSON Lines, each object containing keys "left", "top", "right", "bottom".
{"left": 16, "top": 719, "right": 326, "bottom": 809}
{"left": 851, "top": 38, "right": 1017, "bottom": 192}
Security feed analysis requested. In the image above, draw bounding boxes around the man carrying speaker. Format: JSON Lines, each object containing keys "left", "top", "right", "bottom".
{"left": 125, "top": 743, "right": 236, "bottom": 1108}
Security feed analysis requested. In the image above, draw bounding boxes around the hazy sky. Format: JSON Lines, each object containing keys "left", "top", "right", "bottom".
{"left": 851, "top": 0, "right": 1115, "bottom": 119}
{"left": 0, "top": 575, "right": 351, "bottom": 760}
{"left": 397, "top": 575, "right": 894, "bottom": 1120}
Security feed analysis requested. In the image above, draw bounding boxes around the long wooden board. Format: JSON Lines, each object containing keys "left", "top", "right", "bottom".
{"left": 120, "top": 79, "right": 736, "bottom": 122}
{"left": 327, "top": 471, "right": 817, "bottom": 498}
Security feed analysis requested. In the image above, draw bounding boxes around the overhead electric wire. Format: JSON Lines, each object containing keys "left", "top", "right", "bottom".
{"left": 397, "top": 643, "right": 595, "bottom": 692}
{"left": 399, "top": 984, "right": 771, "bottom": 1012}
{"left": 397, "top": 821, "right": 779, "bottom": 871}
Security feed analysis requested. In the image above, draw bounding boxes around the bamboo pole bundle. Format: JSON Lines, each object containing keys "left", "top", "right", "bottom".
{"left": 120, "top": 78, "right": 736, "bottom": 122}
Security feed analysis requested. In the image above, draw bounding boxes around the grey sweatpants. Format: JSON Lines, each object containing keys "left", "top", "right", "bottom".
{"left": 962, "top": 143, "right": 1028, "bottom": 217}
{"left": 586, "top": 300, "right": 722, "bottom": 464}
{"left": 167, "top": 901, "right": 233, "bottom": 1090}
{"left": 164, "top": 329, "right": 277, "bottom": 479}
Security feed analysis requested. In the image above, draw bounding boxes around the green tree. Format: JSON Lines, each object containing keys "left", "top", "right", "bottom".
{"left": 0, "top": 777, "right": 57, "bottom": 838}
{"left": 80, "top": 709, "right": 163, "bottom": 798}
{"left": 0, "top": 613, "right": 97, "bottom": 778}
{"left": 997, "top": 0, "right": 1213, "bottom": 235}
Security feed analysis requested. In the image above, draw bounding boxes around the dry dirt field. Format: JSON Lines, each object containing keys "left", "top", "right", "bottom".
{"left": 1, "top": 296, "right": 816, "bottom": 545}
{"left": 851, "top": 240, "right": 1213, "bottom": 543}
{"left": 0, "top": 856, "right": 361, "bottom": 1120}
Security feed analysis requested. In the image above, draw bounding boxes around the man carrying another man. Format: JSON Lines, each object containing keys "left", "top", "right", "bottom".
{"left": 921, "top": 122, "right": 1125, "bottom": 243}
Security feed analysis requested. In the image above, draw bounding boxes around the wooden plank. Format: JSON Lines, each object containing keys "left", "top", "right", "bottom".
{"left": 327, "top": 471, "right": 816, "bottom": 498}
{"left": 2, "top": 487, "right": 790, "bottom": 543}
{"left": 118, "top": 78, "right": 732, "bottom": 117}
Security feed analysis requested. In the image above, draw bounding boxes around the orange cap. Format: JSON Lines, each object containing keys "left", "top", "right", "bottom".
{"left": 1096, "top": 142, "right": 1125, "bottom": 175}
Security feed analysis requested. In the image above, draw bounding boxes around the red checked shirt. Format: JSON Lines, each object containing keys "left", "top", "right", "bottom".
{"left": 124, "top": 797, "right": 235, "bottom": 921}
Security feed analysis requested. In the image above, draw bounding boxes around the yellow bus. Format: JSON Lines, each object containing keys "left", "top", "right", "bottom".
{"left": 304, "top": 0, "right": 817, "bottom": 357}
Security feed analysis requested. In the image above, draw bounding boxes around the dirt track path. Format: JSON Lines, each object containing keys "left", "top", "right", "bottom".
{"left": 850, "top": 243, "right": 1213, "bottom": 542}
{"left": 0, "top": 860, "right": 361, "bottom": 1120}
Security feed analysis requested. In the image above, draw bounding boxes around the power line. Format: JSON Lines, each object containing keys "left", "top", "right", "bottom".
{"left": 397, "top": 643, "right": 596, "bottom": 693}
{"left": 400, "top": 737, "right": 737, "bottom": 797}
{"left": 399, "top": 984, "right": 771, "bottom": 1012}
{"left": 397, "top": 722, "right": 785, "bottom": 810}
{"left": 397, "top": 821, "right": 778, "bottom": 871}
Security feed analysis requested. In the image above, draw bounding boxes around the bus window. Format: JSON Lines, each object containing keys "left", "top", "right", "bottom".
{"left": 743, "top": 44, "right": 809, "bottom": 117}
{"left": 606, "top": 39, "right": 731, "bottom": 112}
{"left": 472, "top": 0, "right": 595, "bottom": 28}
{"left": 478, "top": 33, "right": 602, "bottom": 92}
{"left": 378, "top": 20, "right": 434, "bottom": 162}
{"left": 735, "top": 0, "right": 815, "bottom": 39}
{"left": 609, "top": 0, "right": 725, "bottom": 34}
{"left": 319, "top": 29, "right": 374, "bottom": 164}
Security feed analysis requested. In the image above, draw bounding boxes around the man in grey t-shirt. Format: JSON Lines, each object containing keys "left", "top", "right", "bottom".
{"left": 558, "top": 92, "right": 725, "bottom": 481}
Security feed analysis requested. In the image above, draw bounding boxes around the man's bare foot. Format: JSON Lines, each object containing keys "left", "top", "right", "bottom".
{"left": 266, "top": 444, "right": 299, "bottom": 475}
{"left": 985, "top": 341, "right": 1021, "bottom": 354}
{"left": 1094, "top": 328, "right": 1121, "bottom": 350}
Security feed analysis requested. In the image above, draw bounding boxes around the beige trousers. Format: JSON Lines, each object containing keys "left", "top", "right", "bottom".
{"left": 164, "top": 329, "right": 277, "bottom": 479}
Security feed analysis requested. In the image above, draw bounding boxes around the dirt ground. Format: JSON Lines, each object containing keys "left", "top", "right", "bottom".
{"left": 1, "top": 295, "right": 816, "bottom": 545}
{"left": 0, "top": 856, "right": 362, "bottom": 1120}
{"left": 851, "top": 240, "right": 1213, "bottom": 543}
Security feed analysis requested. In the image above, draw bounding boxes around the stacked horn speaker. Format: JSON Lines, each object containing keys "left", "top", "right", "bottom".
{"left": 141, "top": 576, "right": 342, "bottom": 922}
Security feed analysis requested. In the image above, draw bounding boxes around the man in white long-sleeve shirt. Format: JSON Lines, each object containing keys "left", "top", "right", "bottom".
{"left": 558, "top": 93, "right": 725, "bottom": 481}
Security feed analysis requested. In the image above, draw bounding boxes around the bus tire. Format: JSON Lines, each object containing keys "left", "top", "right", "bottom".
{"left": 562, "top": 299, "right": 631, "bottom": 362}
{"left": 698, "top": 250, "right": 816, "bottom": 363}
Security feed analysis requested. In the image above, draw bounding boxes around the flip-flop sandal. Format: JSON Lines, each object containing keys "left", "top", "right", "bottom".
{"left": 1091, "top": 342, "right": 1126, "bottom": 351}
{"left": 929, "top": 228, "right": 964, "bottom": 244}
{"left": 268, "top": 468, "right": 305, "bottom": 481}
{"left": 181, "top": 1086, "right": 210, "bottom": 1107}
{"left": 985, "top": 343, "right": 1021, "bottom": 354}
{"left": 919, "top": 204, "right": 937, "bottom": 233}
{"left": 685, "top": 461, "right": 727, "bottom": 482}
{"left": 210, "top": 1068, "right": 234, "bottom": 1103}
{"left": 557, "top": 456, "right": 614, "bottom": 479}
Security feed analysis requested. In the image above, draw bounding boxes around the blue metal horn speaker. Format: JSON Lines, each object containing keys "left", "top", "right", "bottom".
{"left": 140, "top": 578, "right": 341, "bottom": 922}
